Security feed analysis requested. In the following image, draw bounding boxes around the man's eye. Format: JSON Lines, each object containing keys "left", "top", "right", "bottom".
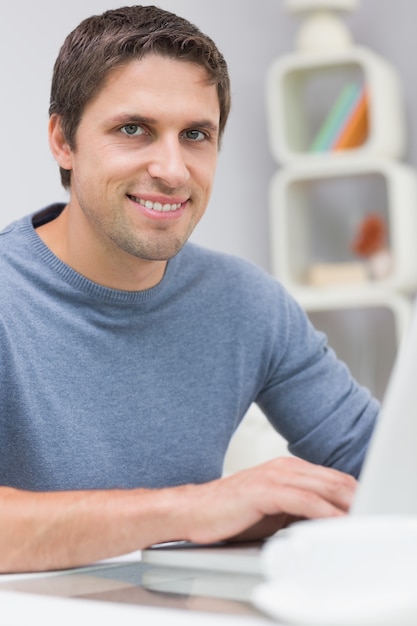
{"left": 184, "top": 129, "right": 206, "bottom": 142}
{"left": 121, "top": 124, "right": 144, "bottom": 136}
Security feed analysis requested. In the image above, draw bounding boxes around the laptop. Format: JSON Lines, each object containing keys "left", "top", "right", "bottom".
{"left": 350, "top": 297, "right": 417, "bottom": 515}
{"left": 142, "top": 300, "right": 417, "bottom": 573}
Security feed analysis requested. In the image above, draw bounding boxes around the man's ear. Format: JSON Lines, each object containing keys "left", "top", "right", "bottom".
{"left": 48, "top": 114, "right": 73, "bottom": 171}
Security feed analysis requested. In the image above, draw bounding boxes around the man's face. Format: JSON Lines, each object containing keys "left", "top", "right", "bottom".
{"left": 59, "top": 55, "right": 220, "bottom": 264}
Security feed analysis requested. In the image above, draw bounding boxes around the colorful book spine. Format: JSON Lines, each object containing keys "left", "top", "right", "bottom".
{"left": 310, "top": 82, "right": 362, "bottom": 152}
{"left": 331, "top": 86, "right": 369, "bottom": 150}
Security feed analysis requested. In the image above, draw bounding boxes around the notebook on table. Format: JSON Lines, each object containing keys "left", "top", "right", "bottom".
{"left": 142, "top": 300, "right": 417, "bottom": 574}
{"left": 142, "top": 540, "right": 263, "bottom": 574}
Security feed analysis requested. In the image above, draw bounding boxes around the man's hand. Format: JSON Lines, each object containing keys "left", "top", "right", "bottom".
{"left": 175, "top": 456, "right": 357, "bottom": 544}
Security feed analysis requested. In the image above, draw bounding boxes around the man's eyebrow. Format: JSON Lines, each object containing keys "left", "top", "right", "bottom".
{"left": 188, "top": 119, "right": 219, "bottom": 135}
{"left": 107, "top": 113, "right": 219, "bottom": 134}
{"left": 107, "top": 113, "right": 157, "bottom": 126}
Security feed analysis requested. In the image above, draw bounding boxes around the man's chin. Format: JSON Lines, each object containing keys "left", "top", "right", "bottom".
{"left": 128, "top": 237, "right": 188, "bottom": 262}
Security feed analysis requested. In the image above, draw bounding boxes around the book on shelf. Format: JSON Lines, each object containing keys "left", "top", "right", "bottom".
{"left": 332, "top": 86, "right": 369, "bottom": 150}
{"left": 310, "top": 82, "right": 369, "bottom": 152}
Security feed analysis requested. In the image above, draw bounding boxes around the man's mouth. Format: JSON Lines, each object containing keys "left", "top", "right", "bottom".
{"left": 128, "top": 195, "right": 183, "bottom": 212}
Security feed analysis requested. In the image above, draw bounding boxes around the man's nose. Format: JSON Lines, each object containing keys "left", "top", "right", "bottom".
{"left": 147, "top": 136, "right": 190, "bottom": 188}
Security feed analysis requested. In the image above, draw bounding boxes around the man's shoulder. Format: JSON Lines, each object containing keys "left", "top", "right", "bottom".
{"left": 0, "top": 213, "right": 31, "bottom": 253}
{"left": 176, "top": 242, "right": 289, "bottom": 308}
{"left": 180, "top": 242, "right": 273, "bottom": 282}
{"left": 0, "top": 205, "right": 64, "bottom": 240}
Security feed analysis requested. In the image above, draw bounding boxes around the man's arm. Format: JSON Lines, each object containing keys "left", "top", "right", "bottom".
{"left": 0, "top": 456, "right": 356, "bottom": 573}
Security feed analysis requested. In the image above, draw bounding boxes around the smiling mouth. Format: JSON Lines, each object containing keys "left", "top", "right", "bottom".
{"left": 128, "top": 195, "right": 183, "bottom": 212}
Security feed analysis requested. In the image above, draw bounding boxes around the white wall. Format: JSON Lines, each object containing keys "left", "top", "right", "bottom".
{"left": 1, "top": 0, "right": 417, "bottom": 274}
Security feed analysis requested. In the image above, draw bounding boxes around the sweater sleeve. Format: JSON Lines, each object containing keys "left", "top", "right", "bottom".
{"left": 256, "top": 287, "right": 379, "bottom": 478}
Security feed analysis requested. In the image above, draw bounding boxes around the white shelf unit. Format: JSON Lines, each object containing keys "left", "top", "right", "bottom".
{"left": 269, "top": 157, "right": 417, "bottom": 293}
{"left": 266, "top": 21, "right": 416, "bottom": 400}
{"left": 266, "top": 46, "right": 405, "bottom": 163}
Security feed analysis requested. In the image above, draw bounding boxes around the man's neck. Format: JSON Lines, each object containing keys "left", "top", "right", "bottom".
{"left": 35, "top": 205, "right": 167, "bottom": 292}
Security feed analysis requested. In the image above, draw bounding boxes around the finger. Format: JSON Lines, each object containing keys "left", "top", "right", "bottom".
{"left": 276, "top": 470, "right": 356, "bottom": 511}
{"left": 259, "top": 458, "right": 357, "bottom": 511}
{"left": 266, "top": 483, "right": 349, "bottom": 519}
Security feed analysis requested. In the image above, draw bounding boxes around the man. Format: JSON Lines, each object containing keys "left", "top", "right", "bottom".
{"left": 0, "top": 5, "right": 377, "bottom": 573}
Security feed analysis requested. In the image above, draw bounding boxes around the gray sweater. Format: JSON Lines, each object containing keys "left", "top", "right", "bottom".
{"left": 0, "top": 205, "right": 378, "bottom": 491}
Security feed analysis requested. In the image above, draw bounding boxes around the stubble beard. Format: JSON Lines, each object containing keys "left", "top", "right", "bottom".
{"left": 107, "top": 212, "right": 197, "bottom": 262}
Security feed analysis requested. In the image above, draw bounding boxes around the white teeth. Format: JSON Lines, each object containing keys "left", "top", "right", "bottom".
{"left": 135, "top": 197, "right": 181, "bottom": 212}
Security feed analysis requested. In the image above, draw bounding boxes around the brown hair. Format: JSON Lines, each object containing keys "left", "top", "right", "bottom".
{"left": 49, "top": 5, "right": 231, "bottom": 188}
